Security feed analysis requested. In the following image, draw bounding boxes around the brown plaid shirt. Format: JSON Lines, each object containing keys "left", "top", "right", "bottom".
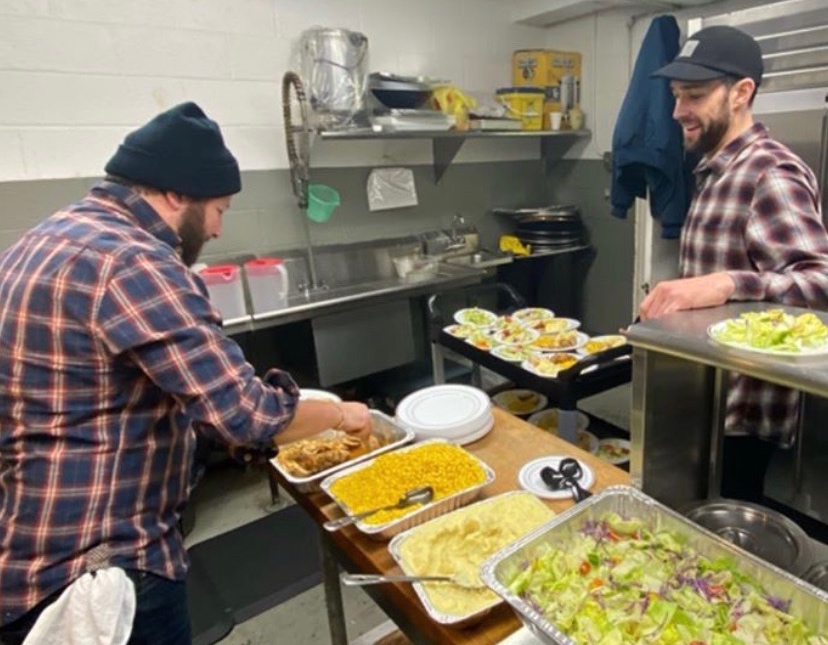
{"left": 680, "top": 123, "right": 828, "bottom": 447}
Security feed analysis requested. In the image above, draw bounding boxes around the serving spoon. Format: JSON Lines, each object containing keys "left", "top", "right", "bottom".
{"left": 340, "top": 572, "right": 485, "bottom": 590}
{"left": 323, "top": 485, "right": 434, "bottom": 532}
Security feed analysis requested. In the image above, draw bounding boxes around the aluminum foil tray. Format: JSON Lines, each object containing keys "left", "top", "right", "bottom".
{"left": 319, "top": 438, "right": 495, "bottom": 541}
{"left": 269, "top": 410, "right": 414, "bottom": 493}
{"left": 480, "top": 486, "right": 828, "bottom": 645}
{"left": 387, "top": 491, "right": 549, "bottom": 627}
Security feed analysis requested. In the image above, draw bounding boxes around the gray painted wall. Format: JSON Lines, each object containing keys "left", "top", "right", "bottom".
{"left": 0, "top": 158, "right": 634, "bottom": 331}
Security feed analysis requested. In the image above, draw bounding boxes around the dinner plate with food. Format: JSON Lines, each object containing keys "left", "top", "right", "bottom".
{"left": 521, "top": 352, "right": 580, "bottom": 377}
{"left": 491, "top": 389, "right": 548, "bottom": 416}
{"left": 708, "top": 308, "right": 828, "bottom": 355}
{"left": 512, "top": 307, "right": 555, "bottom": 323}
{"left": 442, "top": 323, "right": 477, "bottom": 339}
{"left": 453, "top": 307, "right": 497, "bottom": 327}
{"left": 530, "top": 331, "right": 588, "bottom": 353}
{"left": 527, "top": 317, "right": 581, "bottom": 334}
{"left": 596, "top": 438, "right": 631, "bottom": 465}
{"left": 466, "top": 330, "right": 498, "bottom": 351}
{"left": 581, "top": 334, "right": 627, "bottom": 355}
{"left": 489, "top": 344, "right": 536, "bottom": 363}
{"left": 490, "top": 326, "right": 540, "bottom": 346}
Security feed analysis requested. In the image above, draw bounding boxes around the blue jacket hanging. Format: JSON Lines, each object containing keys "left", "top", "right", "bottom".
{"left": 611, "top": 15, "right": 692, "bottom": 240}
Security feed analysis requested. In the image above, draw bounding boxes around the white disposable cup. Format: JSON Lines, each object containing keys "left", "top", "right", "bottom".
{"left": 549, "top": 111, "right": 563, "bottom": 131}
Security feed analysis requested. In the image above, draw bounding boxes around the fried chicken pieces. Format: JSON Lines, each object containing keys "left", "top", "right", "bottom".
{"left": 276, "top": 432, "right": 382, "bottom": 478}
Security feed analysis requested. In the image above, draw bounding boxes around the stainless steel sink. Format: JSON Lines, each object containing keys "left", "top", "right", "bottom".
{"left": 441, "top": 250, "right": 513, "bottom": 269}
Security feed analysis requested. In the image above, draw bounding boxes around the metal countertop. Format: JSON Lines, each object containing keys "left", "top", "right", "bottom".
{"left": 625, "top": 302, "right": 828, "bottom": 399}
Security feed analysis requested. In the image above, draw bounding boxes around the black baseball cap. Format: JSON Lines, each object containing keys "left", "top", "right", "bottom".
{"left": 652, "top": 25, "right": 763, "bottom": 86}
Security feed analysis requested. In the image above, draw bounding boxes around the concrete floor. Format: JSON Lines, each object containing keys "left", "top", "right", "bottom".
{"left": 184, "top": 383, "right": 827, "bottom": 645}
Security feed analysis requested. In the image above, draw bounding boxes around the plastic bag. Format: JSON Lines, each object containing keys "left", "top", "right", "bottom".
{"left": 366, "top": 168, "right": 418, "bottom": 211}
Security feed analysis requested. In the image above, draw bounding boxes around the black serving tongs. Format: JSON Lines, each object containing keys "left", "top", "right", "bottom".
{"left": 540, "top": 457, "right": 593, "bottom": 503}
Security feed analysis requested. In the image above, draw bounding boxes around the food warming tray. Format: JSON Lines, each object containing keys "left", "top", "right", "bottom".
{"left": 480, "top": 485, "right": 828, "bottom": 645}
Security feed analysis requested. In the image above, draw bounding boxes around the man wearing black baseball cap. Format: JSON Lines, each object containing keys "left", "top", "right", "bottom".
{"left": 639, "top": 26, "right": 828, "bottom": 504}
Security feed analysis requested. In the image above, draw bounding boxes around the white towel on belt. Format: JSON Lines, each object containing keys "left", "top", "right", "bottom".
{"left": 23, "top": 568, "right": 135, "bottom": 645}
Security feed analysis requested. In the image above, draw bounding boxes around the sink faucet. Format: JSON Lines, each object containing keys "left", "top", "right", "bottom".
{"left": 444, "top": 214, "right": 467, "bottom": 252}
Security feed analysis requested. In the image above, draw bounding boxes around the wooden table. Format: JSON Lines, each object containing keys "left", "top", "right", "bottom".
{"left": 272, "top": 408, "right": 631, "bottom": 645}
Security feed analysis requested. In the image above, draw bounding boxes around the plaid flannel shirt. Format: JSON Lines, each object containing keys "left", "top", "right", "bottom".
{"left": 680, "top": 123, "right": 828, "bottom": 446}
{"left": 0, "top": 182, "right": 299, "bottom": 625}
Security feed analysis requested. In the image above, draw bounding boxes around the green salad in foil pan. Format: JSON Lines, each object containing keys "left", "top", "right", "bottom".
{"left": 708, "top": 309, "right": 828, "bottom": 354}
{"left": 507, "top": 513, "right": 828, "bottom": 645}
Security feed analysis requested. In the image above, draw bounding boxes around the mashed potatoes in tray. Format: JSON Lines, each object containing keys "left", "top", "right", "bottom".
{"left": 395, "top": 492, "right": 553, "bottom": 619}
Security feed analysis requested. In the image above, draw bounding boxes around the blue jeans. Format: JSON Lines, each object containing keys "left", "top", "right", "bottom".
{"left": 126, "top": 570, "right": 191, "bottom": 645}
{"left": 0, "top": 570, "right": 190, "bottom": 645}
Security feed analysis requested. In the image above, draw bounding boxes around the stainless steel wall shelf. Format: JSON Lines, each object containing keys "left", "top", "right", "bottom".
{"left": 317, "top": 128, "right": 591, "bottom": 182}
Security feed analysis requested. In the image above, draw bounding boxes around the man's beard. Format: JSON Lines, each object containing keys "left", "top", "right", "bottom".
{"left": 684, "top": 102, "right": 730, "bottom": 156}
{"left": 178, "top": 202, "right": 207, "bottom": 267}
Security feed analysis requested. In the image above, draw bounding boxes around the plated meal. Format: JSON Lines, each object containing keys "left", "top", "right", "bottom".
{"left": 581, "top": 334, "right": 627, "bottom": 354}
{"left": 489, "top": 344, "right": 535, "bottom": 363}
{"left": 512, "top": 307, "right": 555, "bottom": 323}
{"left": 491, "top": 389, "right": 548, "bottom": 415}
{"left": 466, "top": 330, "right": 498, "bottom": 351}
{"left": 527, "top": 408, "right": 589, "bottom": 434}
{"left": 528, "top": 317, "right": 580, "bottom": 334}
{"left": 442, "top": 323, "right": 477, "bottom": 339}
{"left": 708, "top": 308, "right": 828, "bottom": 355}
{"left": 490, "top": 326, "right": 539, "bottom": 346}
{"left": 596, "top": 437, "right": 631, "bottom": 464}
{"left": 530, "top": 331, "right": 587, "bottom": 352}
{"left": 522, "top": 352, "right": 579, "bottom": 377}
{"left": 453, "top": 307, "right": 497, "bottom": 327}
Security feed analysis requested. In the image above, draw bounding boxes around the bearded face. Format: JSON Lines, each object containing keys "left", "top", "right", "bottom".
{"left": 177, "top": 201, "right": 207, "bottom": 267}
{"left": 671, "top": 80, "right": 735, "bottom": 157}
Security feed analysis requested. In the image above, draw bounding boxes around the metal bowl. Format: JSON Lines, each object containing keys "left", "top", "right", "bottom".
{"left": 683, "top": 498, "right": 814, "bottom": 576}
{"left": 802, "top": 560, "right": 828, "bottom": 592}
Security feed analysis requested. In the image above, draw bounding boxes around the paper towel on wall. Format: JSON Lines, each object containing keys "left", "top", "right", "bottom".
{"left": 367, "top": 167, "right": 418, "bottom": 211}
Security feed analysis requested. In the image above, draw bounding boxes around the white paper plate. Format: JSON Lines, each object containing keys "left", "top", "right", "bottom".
{"left": 299, "top": 388, "right": 342, "bottom": 403}
{"left": 512, "top": 307, "right": 555, "bottom": 323}
{"left": 489, "top": 344, "right": 537, "bottom": 363}
{"left": 707, "top": 321, "right": 828, "bottom": 355}
{"left": 527, "top": 317, "right": 581, "bottom": 334}
{"left": 521, "top": 353, "right": 580, "bottom": 378}
{"left": 530, "top": 331, "right": 589, "bottom": 353}
{"left": 491, "top": 389, "right": 548, "bottom": 416}
{"left": 580, "top": 334, "right": 627, "bottom": 355}
{"left": 490, "top": 326, "right": 540, "bottom": 346}
{"left": 518, "top": 456, "right": 595, "bottom": 500}
{"left": 452, "top": 413, "right": 494, "bottom": 446}
{"left": 396, "top": 384, "right": 492, "bottom": 440}
{"left": 453, "top": 307, "right": 497, "bottom": 327}
{"left": 442, "top": 323, "right": 476, "bottom": 339}
{"left": 596, "top": 438, "right": 631, "bottom": 465}
{"left": 527, "top": 408, "right": 590, "bottom": 434}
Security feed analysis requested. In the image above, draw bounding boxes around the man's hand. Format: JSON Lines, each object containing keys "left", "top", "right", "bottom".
{"left": 336, "top": 401, "right": 373, "bottom": 441}
{"left": 639, "top": 272, "right": 736, "bottom": 320}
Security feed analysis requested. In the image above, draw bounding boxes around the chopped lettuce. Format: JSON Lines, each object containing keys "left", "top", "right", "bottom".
{"left": 712, "top": 309, "right": 828, "bottom": 353}
{"left": 506, "top": 514, "right": 827, "bottom": 645}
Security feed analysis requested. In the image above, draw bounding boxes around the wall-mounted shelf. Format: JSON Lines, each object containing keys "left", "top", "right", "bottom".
{"left": 317, "top": 128, "right": 591, "bottom": 182}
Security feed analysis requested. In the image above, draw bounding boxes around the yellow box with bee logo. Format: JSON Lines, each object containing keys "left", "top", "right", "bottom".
{"left": 512, "top": 49, "right": 581, "bottom": 115}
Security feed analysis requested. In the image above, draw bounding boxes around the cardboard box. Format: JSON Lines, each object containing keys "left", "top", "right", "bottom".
{"left": 512, "top": 49, "right": 581, "bottom": 114}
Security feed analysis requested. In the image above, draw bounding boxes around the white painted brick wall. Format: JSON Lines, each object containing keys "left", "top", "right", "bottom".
{"left": 0, "top": 0, "right": 548, "bottom": 181}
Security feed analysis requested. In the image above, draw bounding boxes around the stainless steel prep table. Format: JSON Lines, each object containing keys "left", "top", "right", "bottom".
{"left": 625, "top": 302, "right": 828, "bottom": 509}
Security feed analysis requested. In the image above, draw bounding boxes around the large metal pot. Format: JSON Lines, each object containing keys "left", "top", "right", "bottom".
{"left": 493, "top": 204, "right": 580, "bottom": 224}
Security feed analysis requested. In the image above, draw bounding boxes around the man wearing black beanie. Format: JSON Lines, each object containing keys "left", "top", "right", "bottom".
{"left": 0, "top": 102, "right": 372, "bottom": 645}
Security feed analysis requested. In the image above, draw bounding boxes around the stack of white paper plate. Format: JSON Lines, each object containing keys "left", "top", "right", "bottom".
{"left": 395, "top": 384, "right": 493, "bottom": 446}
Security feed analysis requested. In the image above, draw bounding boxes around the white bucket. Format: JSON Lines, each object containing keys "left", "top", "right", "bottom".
{"left": 199, "top": 264, "right": 247, "bottom": 321}
{"left": 244, "top": 258, "right": 289, "bottom": 315}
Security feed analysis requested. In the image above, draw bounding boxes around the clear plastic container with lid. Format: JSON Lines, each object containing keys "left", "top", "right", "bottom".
{"left": 199, "top": 264, "right": 247, "bottom": 321}
{"left": 243, "top": 258, "right": 289, "bottom": 316}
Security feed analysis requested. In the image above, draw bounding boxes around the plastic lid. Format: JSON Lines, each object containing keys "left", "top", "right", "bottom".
{"left": 199, "top": 264, "right": 240, "bottom": 277}
{"left": 245, "top": 258, "right": 284, "bottom": 267}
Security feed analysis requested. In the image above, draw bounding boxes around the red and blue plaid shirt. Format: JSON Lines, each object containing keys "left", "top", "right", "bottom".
{"left": 680, "top": 123, "right": 828, "bottom": 446}
{"left": 0, "top": 181, "right": 299, "bottom": 625}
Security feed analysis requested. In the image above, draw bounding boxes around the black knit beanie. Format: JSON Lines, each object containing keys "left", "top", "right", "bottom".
{"left": 104, "top": 102, "right": 241, "bottom": 198}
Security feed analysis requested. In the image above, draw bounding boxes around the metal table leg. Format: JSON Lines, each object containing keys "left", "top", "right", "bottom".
{"left": 319, "top": 529, "right": 348, "bottom": 645}
{"left": 431, "top": 341, "right": 446, "bottom": 385}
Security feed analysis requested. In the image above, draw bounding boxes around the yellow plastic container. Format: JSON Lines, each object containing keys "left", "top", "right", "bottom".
{"left": 495, "top": 87, "right": 545, "bottom": 130}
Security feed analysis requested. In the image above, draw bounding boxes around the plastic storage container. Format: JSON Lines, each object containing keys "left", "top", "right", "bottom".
{"left": 199, "top": 264, "right": 247, "bottom": 321}
{"left": 496, "top": 87, "right": 545, "bottom": 130}
{"left": 243, "top": 258, "right": 289, "bottom": 316}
